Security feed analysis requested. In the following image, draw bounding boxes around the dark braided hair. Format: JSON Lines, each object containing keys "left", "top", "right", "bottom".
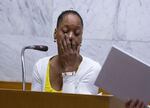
{"left": 56, "top": 10, "right": 83, "bottom": 28}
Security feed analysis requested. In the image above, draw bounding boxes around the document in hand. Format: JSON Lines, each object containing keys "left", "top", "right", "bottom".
{"left": 95, "top": 46, "right": 150, "bottom": 104}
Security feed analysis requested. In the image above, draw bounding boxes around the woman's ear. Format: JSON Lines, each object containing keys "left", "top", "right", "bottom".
{"left": 54, "top": 28, "right": 57, "bottom": 41}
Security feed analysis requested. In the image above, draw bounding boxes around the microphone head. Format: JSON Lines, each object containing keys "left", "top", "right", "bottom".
{"left": 25, "top": 45, "right": 48, "bottom": 52}
{"left": 32, "top": 45, "right": 48, "bottom": 51}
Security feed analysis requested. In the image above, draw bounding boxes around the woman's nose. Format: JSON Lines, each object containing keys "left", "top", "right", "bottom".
{"left": 69, "top": 32, "right": 73, "bottom": 39}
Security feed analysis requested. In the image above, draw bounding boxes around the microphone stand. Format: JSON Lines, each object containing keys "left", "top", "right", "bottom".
{"left": 21, "top": 46, "right": 32, "bottom": 91}
{"left": 21, "top": 45, "right": 48, "bottom": 91}
{"left": 21, "top": 47, "right": 27, "bottom": 91}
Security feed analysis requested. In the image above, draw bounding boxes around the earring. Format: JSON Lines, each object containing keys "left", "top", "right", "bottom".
{"left": 80, "top": 42, "right": 82, "bottom": 46}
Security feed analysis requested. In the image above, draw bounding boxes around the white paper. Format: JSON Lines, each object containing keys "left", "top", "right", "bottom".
{"left": 95, "top": 46, "right": 150, "bottom": 104}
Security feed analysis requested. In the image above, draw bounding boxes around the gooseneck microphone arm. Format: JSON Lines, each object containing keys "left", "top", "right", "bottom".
{"left": 21, "top": 45, "right": 48, "bottom": 91}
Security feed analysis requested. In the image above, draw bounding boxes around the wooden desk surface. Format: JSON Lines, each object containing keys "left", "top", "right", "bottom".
{"left": 0, "top": 81, "right": 31, "bottom": 90}
{"left": 0, "top": 90, "right": 124, "bottom": 108}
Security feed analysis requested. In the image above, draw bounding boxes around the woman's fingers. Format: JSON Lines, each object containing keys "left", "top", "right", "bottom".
{"left": 135, "top": 101, "right": 145, "bottom": 108}
{"left": 60, "top": 33, "right": 80, "bottom": 55}
{"left": 59, "top": 34, "right": 69, "bottom": 54}
{"left": 125, "top": 99, "right": 146, "bottom": 108}
{"left": 71, "top": 39, "right": 76, "bottom": 52}
{"left": 65, "top": 34, "right": 73, "bottom": 53}
{"left": 62, "top": 35, "right": 67, "bottom": 52}
{"left": 58, "top": 39, "right": 65, "bottom": 54}
{"left": 129, "top": 100, "right": 139, "bottom": 108}
{"left": 134, "top": 100, "right": 140, "bottom": 107}
{"left": 125, "top": 99, "right": 132, "bottom": 107}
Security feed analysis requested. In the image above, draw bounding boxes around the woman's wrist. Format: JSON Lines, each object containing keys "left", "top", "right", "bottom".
{"left": 62, "top": 71, "right": 76, "bottom": 77}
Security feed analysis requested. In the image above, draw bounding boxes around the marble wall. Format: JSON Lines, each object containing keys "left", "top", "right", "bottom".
{"left": 0, "top": 0, "right": 150, "bottom": 82}
{"left": 52, "top": 0, "right": 150, "bottom": 65}
{"left": 0, "top": 0, "right": 54, "bottom": 81}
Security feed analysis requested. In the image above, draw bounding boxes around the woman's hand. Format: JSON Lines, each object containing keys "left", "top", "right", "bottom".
{"left": 125, "top": 99, "right": 146, "bottom": 108}
{"left": 58, "top": 34, "right": 81, "bottom": 72}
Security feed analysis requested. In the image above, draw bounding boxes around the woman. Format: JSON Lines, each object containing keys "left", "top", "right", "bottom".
{"left": 31, "top": 10, "right": 146, "bottom": 108}
{"left": 32, "top": 10, "right": 101, "bottom": 94}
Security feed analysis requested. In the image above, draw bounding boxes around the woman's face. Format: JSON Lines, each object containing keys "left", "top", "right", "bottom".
{"left": 55, "top": 14, "right": 83, "bottom": 53}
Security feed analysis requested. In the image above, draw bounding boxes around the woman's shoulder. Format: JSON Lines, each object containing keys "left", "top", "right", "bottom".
{"left": 34, "top": 56, "right": 53, "bottom": 73}
{"left": 33, "top": 56, "right": 53, "bottom": 80}
{"left": 78, "top": 55, "right": 101, "bottom": 81}
{"left": 35, "top": 56, "right": 52, "bottom": 66}
{"left": 80, "top": 55, "right": 101, "bottom": 73}
{"left": 82, "top": 56, "right": 101, "bottom": 68}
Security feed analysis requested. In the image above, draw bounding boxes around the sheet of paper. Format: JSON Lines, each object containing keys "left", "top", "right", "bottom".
{"left": 95, "top": 46, "right": 150, "bottom": 104}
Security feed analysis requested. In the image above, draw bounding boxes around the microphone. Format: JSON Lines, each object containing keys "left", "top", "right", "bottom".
{"left": 24, "top": 45, "right": 48, "bottom": 51}
{"left": 21, "top": 45, "right": 48, "bottom": 91}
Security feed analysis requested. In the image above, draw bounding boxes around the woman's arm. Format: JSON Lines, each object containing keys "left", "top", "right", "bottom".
{"left": 31, "top": 64, "right": 42, "bottom": 91}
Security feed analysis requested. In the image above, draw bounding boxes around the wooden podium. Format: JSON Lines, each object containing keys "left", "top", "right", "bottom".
{"left": 0, "top": 90, "right": 125, "bottom": 108}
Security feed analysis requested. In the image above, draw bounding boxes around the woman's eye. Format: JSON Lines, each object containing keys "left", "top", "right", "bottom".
{"left": 75, "top": 31, "right": 81, "bottom": 36}
{"left": 62, "top": 29, "right": 68, "bottom": 33}
{"left": 75, "top": 33, "right": 79, "bottom": 36}
{"left": 62, "top": 27, "right": 68, "bottom": 33}
{"left": 63, "top": 31, "right": 68, "bottom": 33}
